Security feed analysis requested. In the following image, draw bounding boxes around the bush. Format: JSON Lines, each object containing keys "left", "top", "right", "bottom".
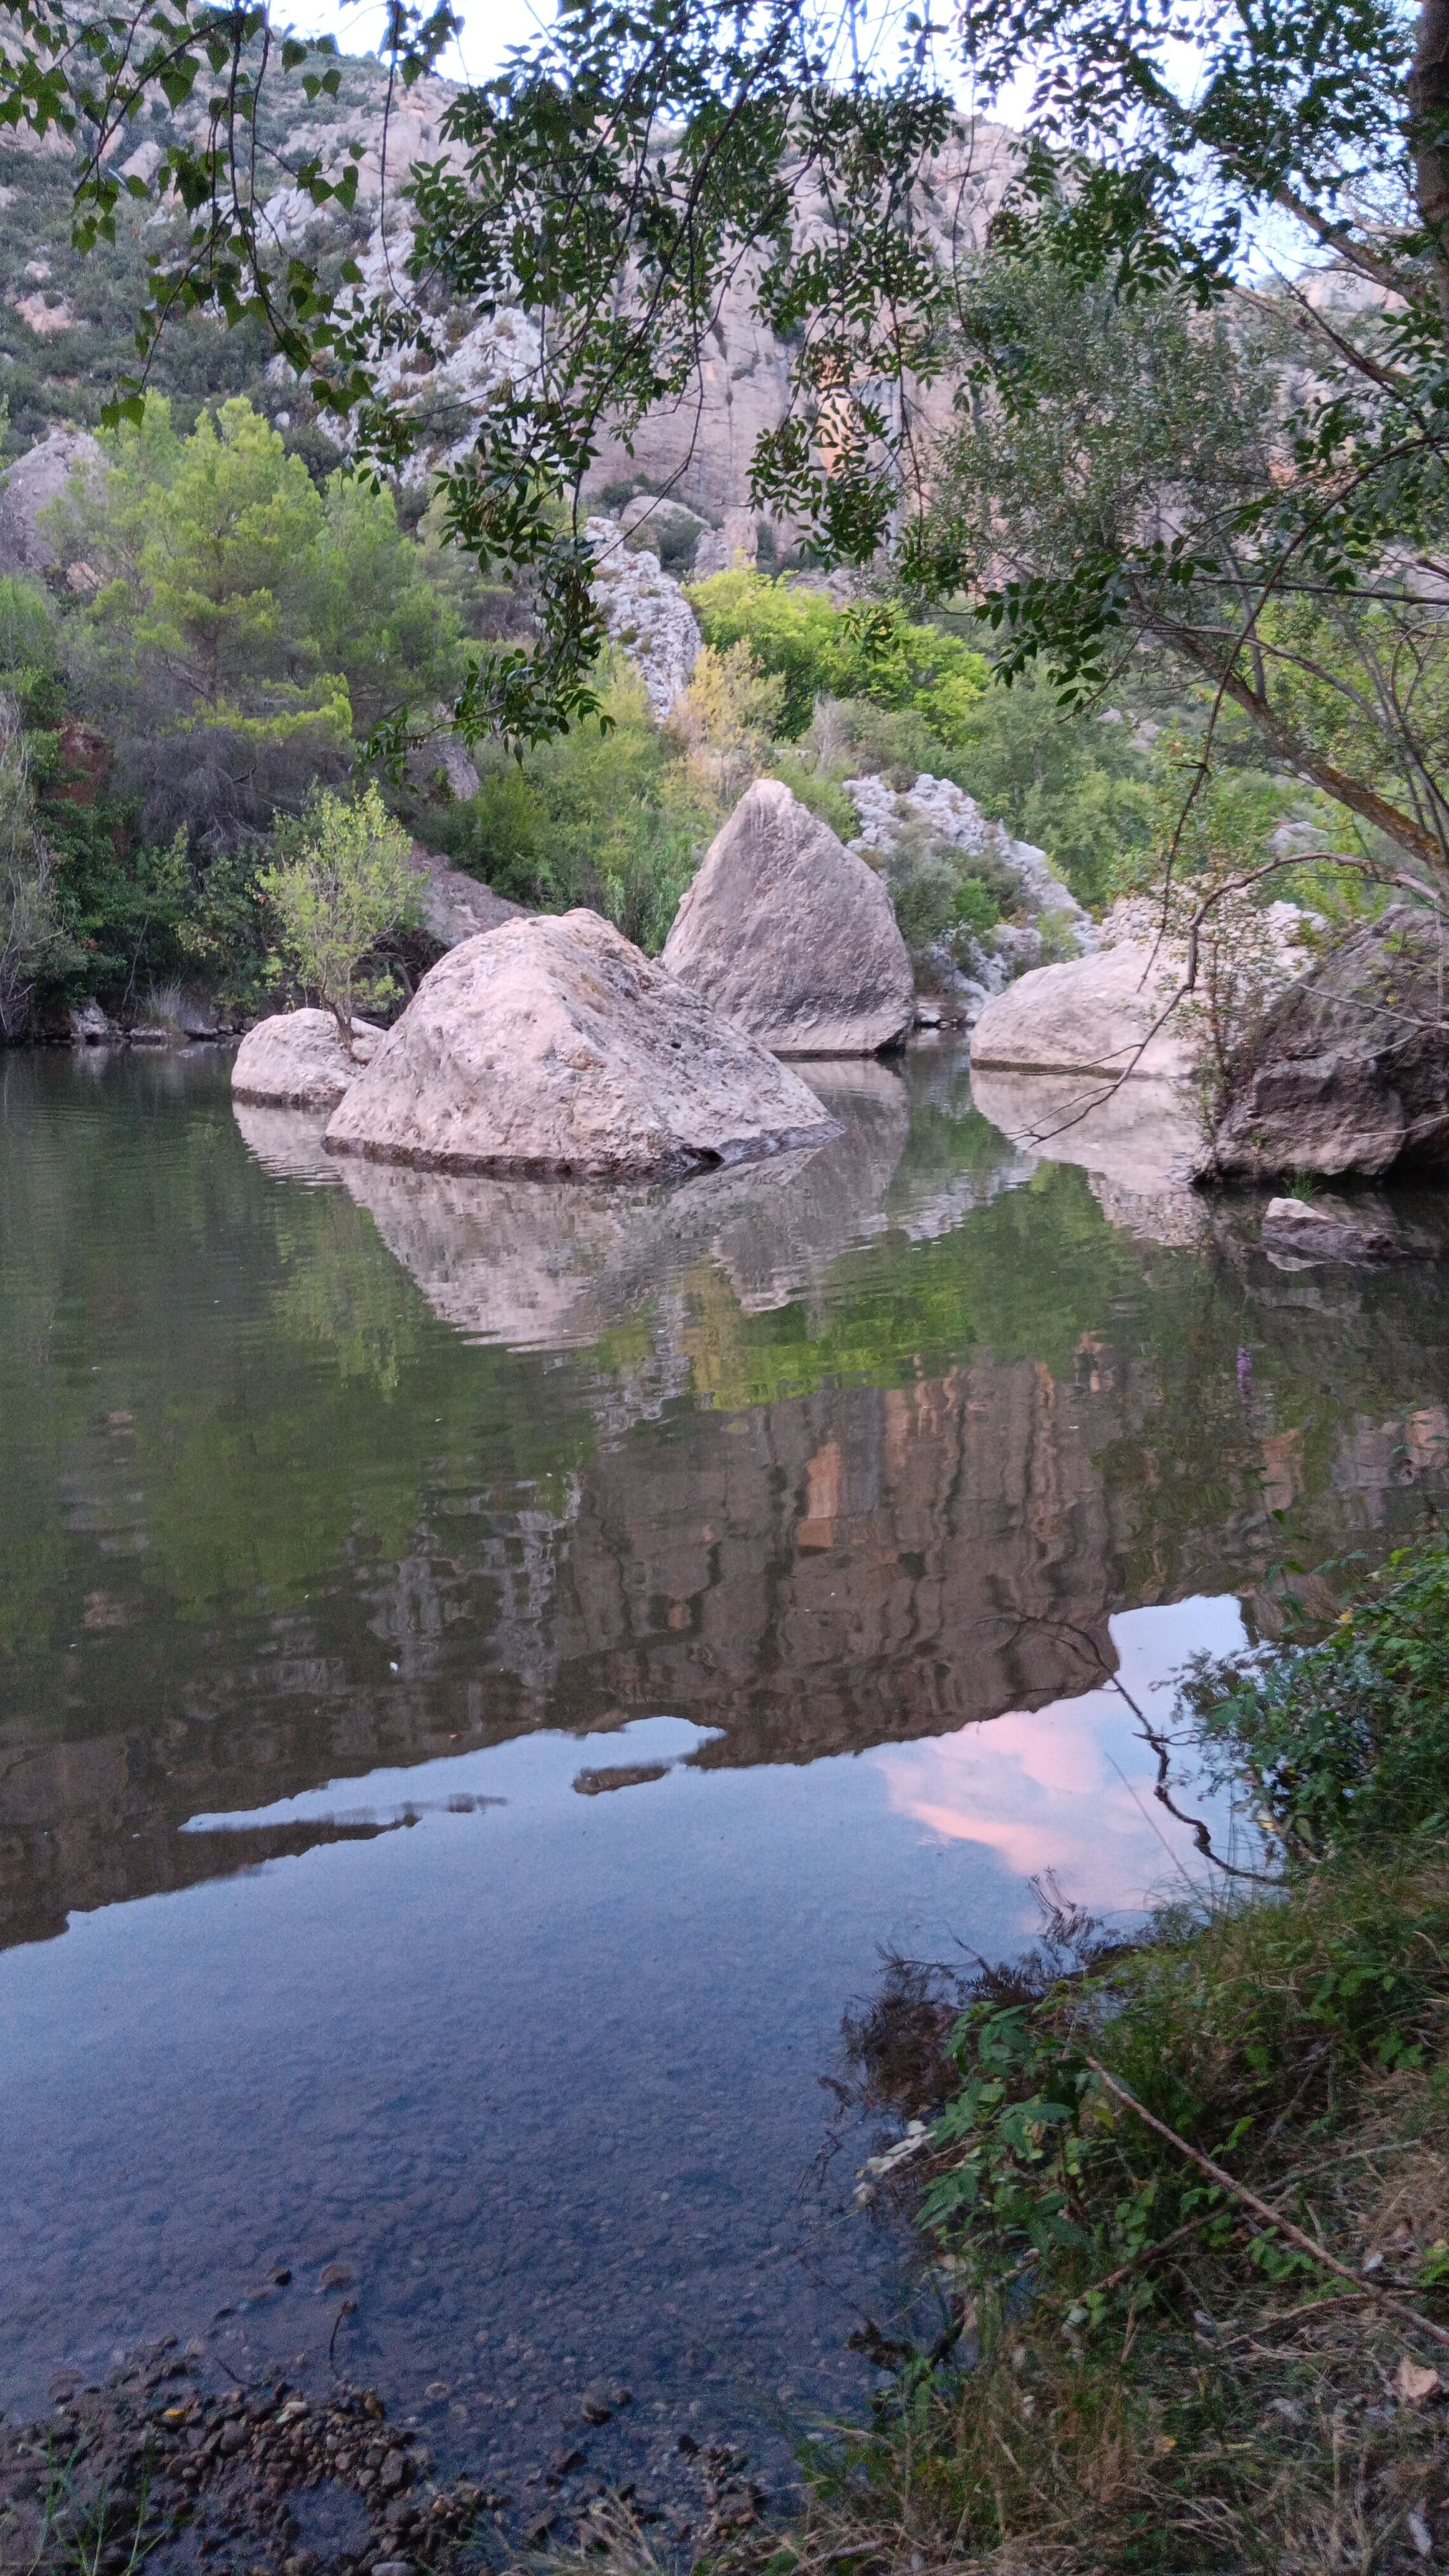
{"left": 429, "top": 663, "right": 708, "bottom": 953}
{"left": 942, "top": 679, "right": 1156, "bottom": 912}
{"left": 260, "top": 782, "right": 419, "bottom": 1036}
{"left": 802, "top": 1537, "right": 1449, "bottom": 2576}
{"left": 0, "top": 697, "right": 83, "bottom": 1036}
{"left": 1188, "top": 1536, "right": 1449, "bottom": 1860}
{"left": 688, "top": 570, "right": 988, "bottom": 740}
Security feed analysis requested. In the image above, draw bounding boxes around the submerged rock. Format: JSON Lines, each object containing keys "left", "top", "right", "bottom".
{"left": 970, "top": 941, "right": 1196, "bottom": 1079}
{"left": 1211, "top": 905, "right": 1449, "bottom": 1181}
{"left": 661, "top": 778, "right": 915, "bottom": 1056}
{"left": 324, "top": 907, "right": 838, "bottom": 1179}
{"left": 1260, "top": 1193, "right": 1426, "bottom": 1268}
{"left": 231, "top": 1009, "right": 384, "bottom": 1109}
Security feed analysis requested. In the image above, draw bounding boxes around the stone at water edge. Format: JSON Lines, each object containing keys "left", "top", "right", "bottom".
{"left": 969, "top": 942, "right": 1199, "bottom": 1080}
{"left": 323, "top": 907, "right": 839, "bottom": 1179}
{"left": 231, "top": 1008, "right": 384, "bottom": 1110}
{"left": 660, "top": 778, "right": 916, "bottom": 1057}
{"left": 1211, "top": 904, "right": 1449, "bottom": 1181}
{"left": 1260, "top": 1194, "right": 1425, "bottom": 1267}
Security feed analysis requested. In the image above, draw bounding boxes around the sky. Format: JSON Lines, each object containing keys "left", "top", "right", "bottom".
{"left": 284, "top": 0, "right": 1001, "bottom": 106}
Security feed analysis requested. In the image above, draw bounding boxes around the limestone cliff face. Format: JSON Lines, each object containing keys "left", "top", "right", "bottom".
{"left": 1, "top": 54, "right": 1015, "bottom": 548}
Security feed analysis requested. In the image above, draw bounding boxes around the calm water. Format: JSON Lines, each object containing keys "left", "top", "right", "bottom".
{"left": 4, "top": 1044, "right": 1449, "bottom": 2490}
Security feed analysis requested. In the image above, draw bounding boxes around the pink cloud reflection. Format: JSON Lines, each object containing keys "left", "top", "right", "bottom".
{"left": 873, "top": 1595, "right": 1249, "bottom": 1919}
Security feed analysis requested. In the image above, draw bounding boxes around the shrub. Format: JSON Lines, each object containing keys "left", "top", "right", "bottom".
{"left": 430, "top": 663, "right": 708, "bottom": 953}
{"left": 688, "top": 569, "right": 988, "bottom": 740}
{"left": 259, "top": 782, "right": 419, "bottom": 1039}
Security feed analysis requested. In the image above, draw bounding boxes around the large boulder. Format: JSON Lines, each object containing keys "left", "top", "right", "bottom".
{"left": 661, "top": 779, "right": 915, "bottom": 1056}
{"left": 969, "top": 941, "right": 1196, "bottom": 1079}
{"left": 323, "top": 907, "right": 839, "bottom": 1180}
{"left": 231, "top": 1010, "right": 384, "bottom": 1109}
{"left": 1211, "top": 906, "right": 1449, "bottom": 1181}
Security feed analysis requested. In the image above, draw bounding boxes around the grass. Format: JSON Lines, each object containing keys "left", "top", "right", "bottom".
{"left": 11, "top": 2444, "right": 160, "bottom": 2576}
{"left": 729, "top": 1538, "right": 1449, "bottom": 2576}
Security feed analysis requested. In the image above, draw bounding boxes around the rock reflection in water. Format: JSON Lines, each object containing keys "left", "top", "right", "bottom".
{"left": 231, "top": 1100, "right": 340, "bottom": 1187}
{"left": 6, "top": 1044, "right": 1449, "bottom": 2487}
{"left": 318, "top": 1057, "right": 912, "bottom": 1345}
{"left": 969, "top": 1064, "right": 1207, "bottom": 1246}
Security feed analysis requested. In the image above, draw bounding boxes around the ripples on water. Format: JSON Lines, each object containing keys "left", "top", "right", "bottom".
{"left": 3, "top": 1042, "right": 1449, "bottom": 2486}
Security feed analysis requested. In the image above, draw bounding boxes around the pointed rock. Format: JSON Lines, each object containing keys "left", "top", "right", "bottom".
{"left": 661, "top": 780, "right": 914, "bottom": 1056}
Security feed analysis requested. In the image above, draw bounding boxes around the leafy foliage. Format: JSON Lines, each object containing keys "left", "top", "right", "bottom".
{"left": 909, "top": 2, "right": 1449, "bottom": 902}
{"left": 426, "top": 662, "right": 706, "bottom": 953}
{"left": 260, "top": 781, "right": 419, "bottom": 1034}
{"left": 816, "top": 1538, "right": 1449, "bottom": 2573}
{"left": 1189, "top": 1538, "right": 1449, "bottom": 1862}
{"left": 0, "top": 0, "right": 961, "bottom": 747}
{"left": 690, "top": 570, "right": 988, "bottom": 741}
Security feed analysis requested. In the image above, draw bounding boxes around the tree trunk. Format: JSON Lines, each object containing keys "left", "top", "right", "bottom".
{"left": 1410, "top": 0, "right": 1449, "bottom": 332}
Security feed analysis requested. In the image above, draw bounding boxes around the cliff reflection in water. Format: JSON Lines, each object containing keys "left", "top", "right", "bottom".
{"left": 3, "top": 1044, "right": 1449, "bottom": 1954}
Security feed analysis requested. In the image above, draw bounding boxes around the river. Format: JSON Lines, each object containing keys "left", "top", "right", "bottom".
{"left": 3, "top": 1042, "right": 1448, "bottom": 2504}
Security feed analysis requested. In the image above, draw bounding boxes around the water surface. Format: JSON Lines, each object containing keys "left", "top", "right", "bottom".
{"left": 4, "top": 1044, "right": 1448, "bottom": 2488}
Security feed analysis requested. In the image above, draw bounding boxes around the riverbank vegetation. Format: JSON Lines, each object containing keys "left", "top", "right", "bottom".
{"left": 759, "top": 1538, "right": 1449, "bottom": 2575}
{"left": 0, "top": 388, "right": 1170, "bottom": 1035}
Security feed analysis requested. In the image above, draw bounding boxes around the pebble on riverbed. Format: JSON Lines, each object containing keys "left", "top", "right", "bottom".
{"left": 0, "top": 2343, "right": 769, "bottom": 2576}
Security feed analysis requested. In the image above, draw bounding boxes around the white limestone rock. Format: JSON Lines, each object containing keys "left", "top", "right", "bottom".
{"left": 586, "top": 516, "right": 702, "bottom": 718}
{"left": 842, "top": 769, "right": 1095, "bottom": 1021}
{"left": 969, "top": 943, "right": 1198, "bottom": 1080}
{"left": 323, "top": 906, "right": 839, "bottom": 1180}
{"left": 231, "top": 1009, "right": 384, "bottom": 1110}
{"left": 661, "top": 779, "right": 915, "bottom": 1057}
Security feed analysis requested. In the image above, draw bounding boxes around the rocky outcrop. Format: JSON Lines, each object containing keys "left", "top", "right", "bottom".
{"left": 583, "top": 123, "right": 1019, "bottom": 529}
{"left": 68, "top": 998, "right": 117, "bottom": 1046}
{"left": 661, "top": 779, "right": 915, "bottom": 1056}
{"left": 1211, "top": 906, "right": 1449, "bottom": 1181}
{"left": 323, "top": 906, "right": 839, "bottom": 1179}
{"left": 1260, "top": 1193, "right": 1426, "bottom": 1267}
{"left": 970, "top": 941, "right": 1197, "bottom": 1079}
{"left": 844, "top": 771, "right": 1095, "bottom": 1020}
{"left": 586, "top": 517, "right": 702, "bottom": 717}
{"left": 231, "top": 1009, "right": 384, "bottom": 1109}
{"left": 407, "top": 843, "right": 526, "bottom": 949}
{"left": 0, "top": 426, "right": 102, "bottom": 576}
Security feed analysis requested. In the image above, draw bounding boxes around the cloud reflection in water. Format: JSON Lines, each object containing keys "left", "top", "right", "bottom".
{"left": 873, "top": 1594, "right": 1253, "bottom": 1921}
